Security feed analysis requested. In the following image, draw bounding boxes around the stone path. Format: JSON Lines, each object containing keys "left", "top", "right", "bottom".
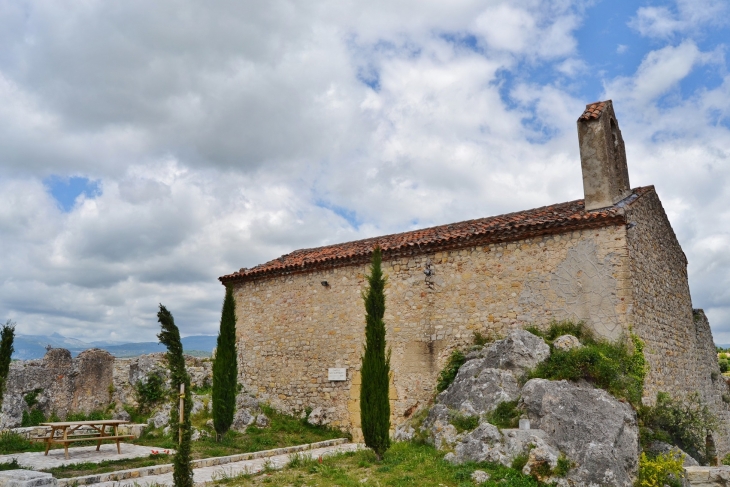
{"left": 0, "top": 443, "right": 164, "bottom": 470}
{"left": 78, "top": 442, "right": 361, "bottom": 486}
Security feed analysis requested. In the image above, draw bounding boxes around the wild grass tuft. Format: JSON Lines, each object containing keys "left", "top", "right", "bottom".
{"left": 485, "top": 400, "right": 521, "bottom": 429}
{"left": 436, "top": 350, "right": 466, "bottom": 393}
{"left": 525, "top": 322, "right": 647, "bottom": 406}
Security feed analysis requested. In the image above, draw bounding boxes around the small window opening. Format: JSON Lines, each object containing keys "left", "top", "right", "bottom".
{"left": 610, "top": 118, "right": 619, "bottom": 149}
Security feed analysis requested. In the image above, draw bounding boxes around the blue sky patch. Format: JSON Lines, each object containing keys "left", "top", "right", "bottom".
{"left": 315, "top": 199, "right": 361, "bottom": 229}
{"left": 44, "top": 176, "right": 101, "bottom": 212}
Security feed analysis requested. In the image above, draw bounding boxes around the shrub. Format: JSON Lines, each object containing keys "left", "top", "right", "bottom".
{"left": 135, "top": 370, "right": 168, "bottom": 412}
{"left": 0, "top": 431, "right": 35, "bottom": 454}
{"left": 23, "top": 389, "right": 42, "bottom": 409}
{"left": 720, "top": 359, "right": 729, "bottom": 373}
{"left": 511, "top": 451, "right": 529, "bottom": 471}
{"left": 554, "top": 454, "right": 573, "bottom": 477}
{"left": 436, "top": 350, "right": 466, "bottom": 393}
{"left": 485, "top": 400, "right": 520, "bottom": 429}
{"left": 525, "top": 323, "right": 647, "bottom": 406}
{"left": 638, "top": 392, "right": 717, "bottom": 465}
{"left": 448, "top": 411, "right": 479, "bottom": 432}
{"left": 21, "top": 409, "right": 45, "bottom": 427}
{"left": 637, "top": 451, "right": 684, "bottom": 487}
{"left": 360, "top": 246, "right": 391, "bottom": 461}
{"left": 525, "top": 320, "right": 590, "bottom": 344}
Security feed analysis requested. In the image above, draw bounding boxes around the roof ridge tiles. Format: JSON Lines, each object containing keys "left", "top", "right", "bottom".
{"left": 219, "top": 186, "right": 654, "bottom": 283}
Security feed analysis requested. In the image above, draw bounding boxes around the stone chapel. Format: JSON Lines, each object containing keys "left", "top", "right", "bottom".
{"left": 220, "top": 100, "right": 730, "bottom": 450}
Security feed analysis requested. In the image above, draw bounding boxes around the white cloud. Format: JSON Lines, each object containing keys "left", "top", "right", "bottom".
{"left": 0, "top": 0, "right": 729, "bottom": 345}
{"left": 630, "top": 0, "right": 728, "bottom": 39}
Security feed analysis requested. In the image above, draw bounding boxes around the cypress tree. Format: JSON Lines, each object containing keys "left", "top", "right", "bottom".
{"left": 157, "top": 305, "right": 193, "bottom": 487}
{"left": 360, "top": 246, "right": 391, "bottom": 460}
{"left": 0, "top": 321, "right": 15, "bottom": 407}
{"left": 212, "top": 285, "right": 238, "bottom": 440}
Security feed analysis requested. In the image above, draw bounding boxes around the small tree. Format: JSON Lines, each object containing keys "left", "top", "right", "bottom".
{"left": 0, "top": 321, "right": 15, "bottom": 407}
{"left": 212, "top": 285, "right": 238, "bottom": 440}
{"left": 157, "top": 305, "right": 193, "bottom": 487}
{"left": 360, "top": 246, "right": 391, "bottom": 460}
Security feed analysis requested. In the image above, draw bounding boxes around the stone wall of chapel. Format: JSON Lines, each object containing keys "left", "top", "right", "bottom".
{"left": 233, "top": 224, "right": 632, "bottom": 437}
{"left": 625, "top": 190, "right": 730, "bottom": 455}
{"left": 624, "top": 190, "right": 699, "bottom": 399}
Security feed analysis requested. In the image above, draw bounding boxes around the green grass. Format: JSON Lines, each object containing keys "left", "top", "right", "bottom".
{"left": 42, "top": 454, "right": 173, "bottom": 478}
{"left": 0, "top": 431, "right": 44, "bottom": 454}
{"left": 485, "top": 400, "right": 520, "bottom": 429}
{"left": 215, "top": 441, "right": 544, "bottom": 486}
{"left": 36, "top": 405, "right": 349, "bottom": 479}
{"left": 0, "top": 458, "right": 24, "bottom": 471}
{"left": 524, "top": 321, "right": 647, "bottom": 406}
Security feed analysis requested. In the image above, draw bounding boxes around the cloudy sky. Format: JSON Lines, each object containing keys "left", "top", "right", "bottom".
{"left": 1, "top": 0, "right": 729, "bottom": 344}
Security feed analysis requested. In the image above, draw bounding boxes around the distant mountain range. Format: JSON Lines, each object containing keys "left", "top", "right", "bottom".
{"left": 12, "top": 333, "right": 217, "bottom": 360}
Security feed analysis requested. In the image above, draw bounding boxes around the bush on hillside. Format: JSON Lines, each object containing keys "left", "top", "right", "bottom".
{"left": 638, "top": 392, "right": 717, "bottom": 465}
{"left": 525, "top": 321, "right": 647, "bottom": 406}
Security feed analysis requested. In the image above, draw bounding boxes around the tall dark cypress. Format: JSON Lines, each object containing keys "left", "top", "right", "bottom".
{"left": 360, "top": 246, "right": 391, "bottom": 460}
{"left": 0, "top": 321, "right": 15, "bottom": 407}
{"left": 157, "top": 305, "right": 193, "bottom": 487}
{"left": 212, "top": 285, "right": 238, "bottom": 439}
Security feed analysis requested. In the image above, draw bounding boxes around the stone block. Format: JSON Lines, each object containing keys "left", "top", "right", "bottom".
{"left": 0, "top": 470, "right": 57, "bottom": 486}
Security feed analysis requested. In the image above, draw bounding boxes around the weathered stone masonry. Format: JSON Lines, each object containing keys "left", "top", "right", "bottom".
{"left": 222, "top": 100, "right": 730, "bottom": 450}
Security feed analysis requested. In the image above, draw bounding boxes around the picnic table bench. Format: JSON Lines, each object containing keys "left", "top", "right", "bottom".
{"left": 37, "top": 420, "right": 133, "bottom": 459}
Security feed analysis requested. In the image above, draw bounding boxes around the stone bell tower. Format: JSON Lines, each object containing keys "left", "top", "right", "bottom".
{"left": 577, "top": 100, "right": 631, "bottom": 211}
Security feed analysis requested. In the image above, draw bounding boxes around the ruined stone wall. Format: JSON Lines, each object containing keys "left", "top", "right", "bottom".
{"left": 1, "top": 348, "right": 114, "bottom": 429}
{"left": 234, "top": 224, "right": 632, "bottom": 438}
{"left": 111, "top": 353, "right": 212, "bottom": 407}
{"left": 0, "top": 350, "right": 212, "bottom": 429}
{"left": 692, "top": 310, "right": 730, "bottom": 456}
{"left": 625, "top": 190, "right": 730, "bottom": 455}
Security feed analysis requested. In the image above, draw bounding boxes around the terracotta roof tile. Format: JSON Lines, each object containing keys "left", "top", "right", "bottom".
{"left": 578, "top": 100, "right": 609, "bottom": 121}
{"left": 219, "top": 186, "right": 653, "bottom": 284}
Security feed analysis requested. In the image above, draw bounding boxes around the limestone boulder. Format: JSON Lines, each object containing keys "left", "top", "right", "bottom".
{"left": 552, "top": 335, "right": 582, "bottom": 352}
{"left": 394, "top": 423, "right": 415, "bottom": 442}
{"left": 231, "top": 393, "right": 263, "bottom": 432}
{"left": 255, "top": 413, "right": 270, "bottom": 428}
{"left": 191, "top": 394, "right": 209, "bottom": 416}
{"left": 307, "top": 407, "right": 335, "bottom": 426}
{"left": 148, "top": 404, "right": 172, "bottom": 429}
{"left": 520, "top": 378, "right": 639, "bottom": 487}
{"left": 450, "top": 422, "right": 504, "bottom": 464}
{"left": 231, "top": 408, "right": 256, "bottom": 432}
{"left": 468, "top": 330, "right": 550, "bottom": 374}
{"left": 436, "top": 366, "right": 519, "bottom": 416}
{"left": 113, "top": 408, "right": 131, "bottom": 422}
{"left": 645, "top": 440, "right": 700, "bottom": 467}
{"left": 421, "top": 404, "right": 460, "bottom": 450}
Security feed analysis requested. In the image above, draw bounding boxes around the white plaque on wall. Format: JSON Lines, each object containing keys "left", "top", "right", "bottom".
{"left": 328, "top": 368, "right": 347, "bottom": 381}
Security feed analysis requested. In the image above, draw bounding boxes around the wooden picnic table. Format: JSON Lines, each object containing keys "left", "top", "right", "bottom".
{"left": 38, "top": 420, "right": 133, "bottom": 459}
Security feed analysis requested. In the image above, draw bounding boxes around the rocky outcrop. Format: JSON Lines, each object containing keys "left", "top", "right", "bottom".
{"left": 417, "top": 330, "right": 640, "bottom": 486}
{"left": 231, "top": 393, "right": 269, "bottom": 432}
{"left": 1, "top": 348, "right": 115, "bottom": 428}
{"left": 521, "top": 378, "right": 638, "bottom": 487}
{"left": 465, "top": 329, "right": 550, "bottom": 373}
{"left": 436, "top": 365, "right": 519, "bottom": 417}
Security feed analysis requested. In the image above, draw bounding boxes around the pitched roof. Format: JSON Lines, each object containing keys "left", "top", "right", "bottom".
{"left": 219, "top": 186, "right": 653, "bottom": 284}
{"left": 578, "top": 100, "right": 609, "bottom": 121}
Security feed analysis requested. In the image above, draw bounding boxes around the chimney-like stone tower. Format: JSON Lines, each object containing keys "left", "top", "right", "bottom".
{"left": 577, "top": 100, "right": 631, "bottom": 211}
